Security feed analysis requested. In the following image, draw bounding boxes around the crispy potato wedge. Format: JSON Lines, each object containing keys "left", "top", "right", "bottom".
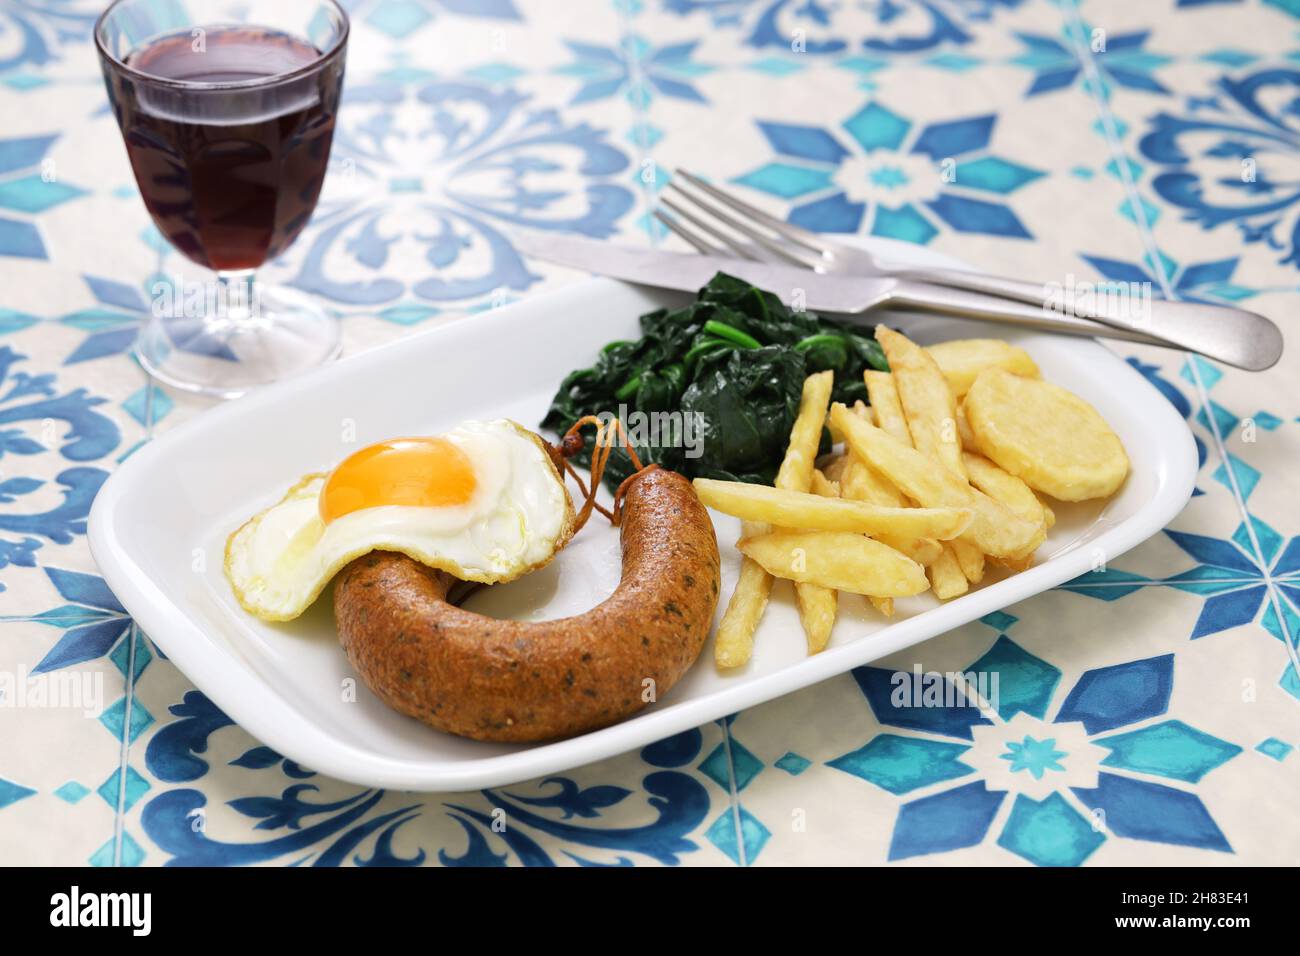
{"left": 830, "top": 403, "right": 1044, "bottom": 558}
{"left": 693, "top": 478, "right": 972, "bottom": 539}
{"left": 929, "top": 544, "right": 969, "bottom": 599}
{"left": 964, "top": 368, "right": 1129, "bottom": 501}
{"left": 877, "top": 325, "right": 965, "bottom": 480}
{"left": 738, "top": 531, "right": 928, "bottom": 597}
{"left": 863, "top": 370, "right": 912, "bottom": 445}
{"left": 927, "top": 338, "right": 1041, "bottom": 397}
{"left": 714, "top": 522, "right": 773, "bottom": 669}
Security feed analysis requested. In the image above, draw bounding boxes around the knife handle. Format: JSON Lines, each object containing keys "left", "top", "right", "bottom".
{"left": 896, "top": 270, "right": 1282, "bottom": 372}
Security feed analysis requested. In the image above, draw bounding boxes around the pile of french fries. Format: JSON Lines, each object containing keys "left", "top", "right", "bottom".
{"left": 696, "top": 326, "right": 1130, "bottom": 668}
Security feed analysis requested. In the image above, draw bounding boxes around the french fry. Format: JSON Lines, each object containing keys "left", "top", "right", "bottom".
{"left": 821, "top": 455, "right": 849, "bottom": 483}
{"left": 810, "top": 468, "right": 840, "bottom": 499}
{"left": 714, "top": 521, "right": 773, "bottom": 669}
{"left": 929, "top": 543, "right": 970, "bottom": 599}
{"left": 926, "top": 338, "right": 1041, "bottom": 397}
{"left": 776, "top": 370, "right": 835, "bottom": 491}
{"left": 693, "top": 478, "right": 972, "bottom": 539}
{"left": 876, "top": 325, "right": 965, "bottom": 480}
{"left": 835, "top": 448, "right": 938, "bottom": 568}
{"left": 863, "top": 370, "right": 912, "bottom": 445}
{"left": 813, "top": 463, "right": 892, "bottom": 618}
{"left": 777, "top": 371, "right": 838, "bottom": 655}
{"left": 738, "top": 531, "right": 929, "bottom": 597}
{"left": 794, "top": 580, "right": 838, "bottom": 653}
{"left": 830, "top": 403, "right": 1044, "bottom": 559}
{"left": 887, "top": 536, "right": 942, "bottom": 566}
{"left": 962, "top": 451, "right": 1047, "bottom": 530}
{"left": 950, "top": 539, "right": 985, "bottom": 584}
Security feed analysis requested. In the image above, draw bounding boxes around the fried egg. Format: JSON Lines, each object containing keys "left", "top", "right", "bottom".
{"left": 225, "top": 419, "right": 575, "bottom": 621}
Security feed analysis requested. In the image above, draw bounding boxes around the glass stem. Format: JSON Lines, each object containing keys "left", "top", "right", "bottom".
{"left": 216, "top": 269, "right": 259, "bottom": 327}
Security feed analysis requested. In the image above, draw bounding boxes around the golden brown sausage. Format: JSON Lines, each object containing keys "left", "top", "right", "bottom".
{"left": 333, "top": 467, "right": 720, "bottom": 742}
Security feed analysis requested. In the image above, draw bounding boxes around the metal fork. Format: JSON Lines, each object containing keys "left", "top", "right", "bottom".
{"left": 653, "top": 169, "right": 1283, "bottom": 371}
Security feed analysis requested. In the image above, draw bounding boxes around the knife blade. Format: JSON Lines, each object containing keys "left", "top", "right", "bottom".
{"left": 511, "top": 231, "right": 892, "bottom": 313}
{"left": 509, "top": 231, "right": 1173, "bottom": 346}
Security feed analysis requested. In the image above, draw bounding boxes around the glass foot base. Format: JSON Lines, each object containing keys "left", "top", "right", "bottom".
{"left": 135, "top": 284, "right": 341, "bottom": 400}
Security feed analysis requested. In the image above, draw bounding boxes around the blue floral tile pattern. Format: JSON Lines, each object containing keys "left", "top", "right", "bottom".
{"left": 1, "top": 0, "right": 1299, "bottom": 866}
{"left": 831, "top": 636, "right": 1239, "bottom": 865}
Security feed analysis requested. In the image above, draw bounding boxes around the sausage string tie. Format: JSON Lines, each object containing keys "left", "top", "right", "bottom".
{"left": 557, "top": 415, "right": 660, "bottom": 533}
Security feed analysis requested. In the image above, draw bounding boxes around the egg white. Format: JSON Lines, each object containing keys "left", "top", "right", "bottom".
{"left": 225, "top": 420, "right": 575, "bottom": 622}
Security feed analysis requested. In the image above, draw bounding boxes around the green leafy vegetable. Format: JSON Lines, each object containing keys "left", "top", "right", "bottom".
{"left": 541, "top": 272, "right": 889, "bottom": 489}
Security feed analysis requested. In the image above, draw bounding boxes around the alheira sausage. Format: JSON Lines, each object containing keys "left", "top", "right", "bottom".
{"left": 333, "top": 421, "right": 721, "bottom": 743}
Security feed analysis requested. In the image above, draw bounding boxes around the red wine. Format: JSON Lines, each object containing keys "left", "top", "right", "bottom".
{"left": 108, "top": 26, "right": 344, "bottom": 272}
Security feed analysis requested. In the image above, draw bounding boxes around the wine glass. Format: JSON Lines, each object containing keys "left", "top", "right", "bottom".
{"left": 96, "top": 0, "right": 349, "bottom": 398}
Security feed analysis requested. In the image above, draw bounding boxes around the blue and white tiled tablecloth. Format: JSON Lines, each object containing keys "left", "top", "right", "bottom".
{"left": 1, "top": 0, "right": 1298, "bottom": 867}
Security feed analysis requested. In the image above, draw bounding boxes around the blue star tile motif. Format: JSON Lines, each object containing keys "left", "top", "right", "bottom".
{"left": 838, "top": 639, "right": 1237, "bottom": 865}
{"left": 1164, "top": 518, "right": 1300, "bottom": 641}
{"left": 1010, "top": 27, "right": 1171, "bottom": 98}
{"left": 1000, "top": 736, "right": 1067, "bottom": 780}
{"left": 1081, "top": 252, "right": 1255, "bottom": 305}
{"left": 734, "top": 100, "right": 1042, "bottom": 244}
{"left": 0, "top": 133, "right": 91, "bottom": 259}
{"left": 29, "top": 568, "right": 131, "bottom": 672}
{"left": 557, "top": 37, "right": 713, "bottom": 106}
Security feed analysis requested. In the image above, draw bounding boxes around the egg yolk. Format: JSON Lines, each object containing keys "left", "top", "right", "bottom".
{"left": 319, "top": 437, "right": 477, "bottom": 523}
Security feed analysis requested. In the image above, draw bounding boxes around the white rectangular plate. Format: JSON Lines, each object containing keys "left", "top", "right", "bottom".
{"left": 89, "top": 274, "right": 1196, "bottom": 792}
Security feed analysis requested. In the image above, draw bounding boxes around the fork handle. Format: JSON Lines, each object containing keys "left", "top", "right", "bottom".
{"left": 900, "top": 268, "right": 1283, "bottom": 372}
{"left": 884, "top": 279, "right": 1201, "bottom": 348}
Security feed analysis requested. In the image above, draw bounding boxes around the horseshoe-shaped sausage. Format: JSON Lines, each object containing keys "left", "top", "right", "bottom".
{"left": 333, "top": 467, "right": 720, "bottom": 742}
